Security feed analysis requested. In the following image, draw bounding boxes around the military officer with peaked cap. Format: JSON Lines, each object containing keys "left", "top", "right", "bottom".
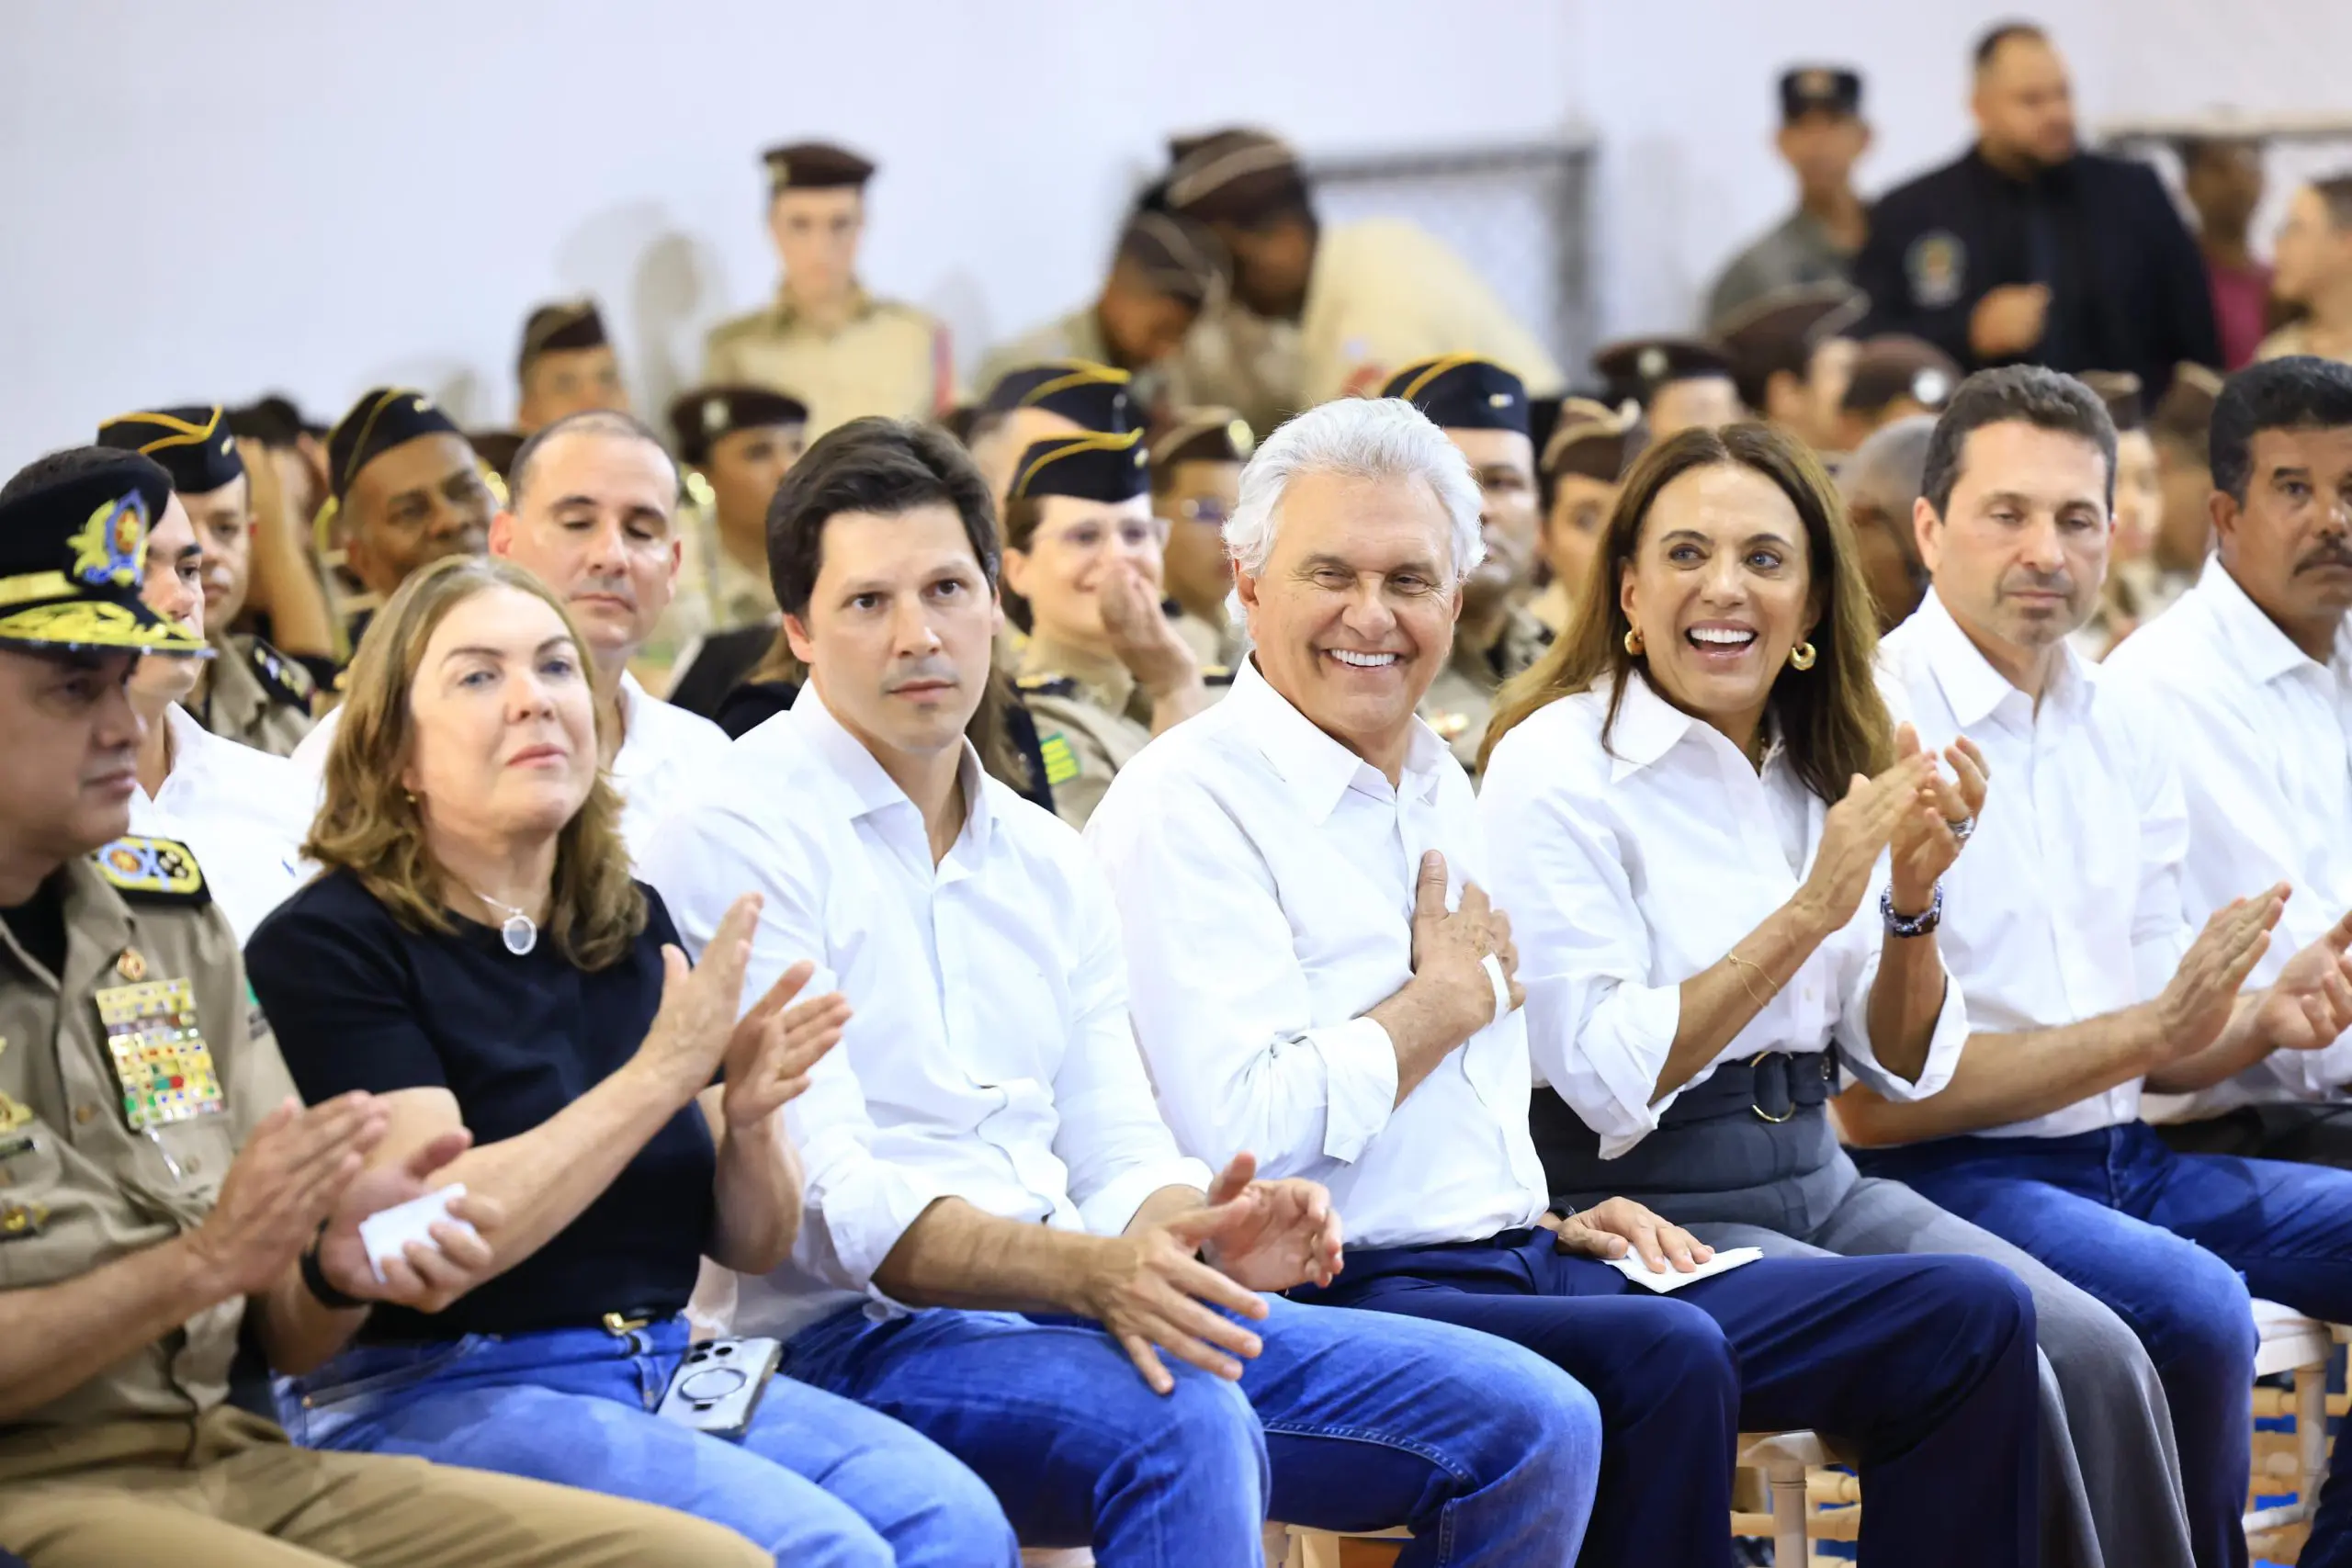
{"left": 967, "top": 358, "right": 1138, "bottom": 511}
{"left": 514, "top": 298, "right": 629, "bottom": 434}
{"left": 96, "top": 407, "right": 315, "bottom": 758}
{"left": 645, "top": 384, "right": 809, "bottom": 695}
{"left": 316, "top": 387, "right": 492, "bottom": 662}
{"left": 702, "top": 141, "right": 952, "bottom": 438}
{"left": 0, "top": 446, "right": 764, "bottom": 1568}
{"left": 1379, "top": 355, "right": 1555, "bottom": 774}
{"left": 1705, "top": 67, "right": 1874, "bottom": 332}
{"left": 1593, "top": 335, "right": 1744, "bottom": 442}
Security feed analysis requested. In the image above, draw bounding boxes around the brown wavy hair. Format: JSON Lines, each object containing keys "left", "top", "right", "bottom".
{"left": 1479, "top": 423, "right": 1893, "bottom": 801}
{"left": 304, "top": 554, "right": 647, "bottom": 969}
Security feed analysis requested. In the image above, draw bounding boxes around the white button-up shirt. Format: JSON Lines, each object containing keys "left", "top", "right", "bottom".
{"left": 132, "top": 704, "right": 313, "bottom": 941}
{"left": 1085, "top": 660, "right": 1550, "bottom": 1250}
{"left": 1478, "top": 672, "right": 1968, "bottom": 1159}
{"left": 292, "top": 671, "right": 728, "bottom": 865}
{"left": 2104, "top": 558, "right": 2352, "bottom": 1116}
{"left": 641, "top": 686, "right": 1212, "bottom": 1338}
{"left": 1877, "top": 588, "right": 2192, "bottom": 1138}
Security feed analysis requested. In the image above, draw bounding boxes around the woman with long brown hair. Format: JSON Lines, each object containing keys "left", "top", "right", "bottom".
{"left": 245, "top": 555, "right": 1019, "bottom": 1565}
{"left": 1477, "top": 423, "right": 2195, "bottom": 1568}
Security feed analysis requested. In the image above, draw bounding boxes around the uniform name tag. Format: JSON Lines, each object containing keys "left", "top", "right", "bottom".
{"left": 94, "top": 976, "right": 224, "bottom": 1132}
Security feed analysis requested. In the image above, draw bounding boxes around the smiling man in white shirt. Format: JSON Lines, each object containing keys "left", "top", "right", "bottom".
{"left": 1847, "top": 364, "right": 2352, "bottom": 1568}
{"left": 1089, "top": 398, "right": 2039, "bottom": 1568}
{"left": 295, "top": 411, "right": 729, "bottom": 861}
{"left": 2105, "top": 357, "right": 2352, "bottom": 1167}
{"left": 643, "top": 416, "right": 1602, "bottom": 1566}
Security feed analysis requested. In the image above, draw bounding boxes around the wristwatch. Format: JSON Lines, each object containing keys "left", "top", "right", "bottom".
{"left": 1881, "top": 884, "right": 1942, "bottom": 938}
{"left": 300, "top": 1223, "right": 368, "bottom": 1311}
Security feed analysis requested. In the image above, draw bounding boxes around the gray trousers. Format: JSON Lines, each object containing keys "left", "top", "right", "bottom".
{"left": 1687, "top": 1155, "right": 2195, "bottom": 1568}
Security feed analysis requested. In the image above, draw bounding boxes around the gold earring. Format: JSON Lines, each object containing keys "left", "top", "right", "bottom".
{"left": 1623, "top": 626, "right": 1645, "bottom": 657}
{"left": 1789, "top": 641, "right": 1818, "bottom": 671}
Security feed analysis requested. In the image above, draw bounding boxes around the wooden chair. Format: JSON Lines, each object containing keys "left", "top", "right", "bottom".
{"left": 2245, "top": 1301, "right": 2341, "bottom": 1561}
{"left": 1019, "top": 1523, "right": 1291, "bottom": 1567}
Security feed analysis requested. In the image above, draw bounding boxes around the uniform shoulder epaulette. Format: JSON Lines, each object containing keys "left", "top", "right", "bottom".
{"left": 1016, "top": 672, "right": 1079, "bottom": 699}
{"left": 1203, "top": 666, "right": 1237, "bottom": 687}
{"left": 246, "top": 636, "right": 315, "bottom": 707}
{"left": 89, "top": 836, "right": 211, "bottom": 906}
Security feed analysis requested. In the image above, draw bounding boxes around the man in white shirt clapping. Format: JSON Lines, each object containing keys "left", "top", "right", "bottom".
{"left": 2105, "top": 356, "right": 2352, "bottom": 1166}
{"left": 1088, "top": 398, "right": 2039, "bottom": 1568}
{"left": 1848, "top": 364, "right": 2352, "bottom": 1568}
{"left": 644, "top": 417, "right": 1603, "bottom": 1566}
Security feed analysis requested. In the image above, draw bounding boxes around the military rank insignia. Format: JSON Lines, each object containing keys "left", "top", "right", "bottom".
{"left": 1038, "top": 732, "right": 1080, "bottom": 788}
{"left": 90, "top": 835, "right": 209, "bottom": 904}
{"left": 93, "top": 976, "right": 223, "bottom": 1132}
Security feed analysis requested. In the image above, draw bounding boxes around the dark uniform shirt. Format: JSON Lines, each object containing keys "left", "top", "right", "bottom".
{"left": 0, "top": 840, "right": 297, "bottom": 1432}
{"left": 1852, "top": 147, "right": 2220, "bottom": 399}
{"left": 246, "top": 872, "right": 715, "bottom": 1342}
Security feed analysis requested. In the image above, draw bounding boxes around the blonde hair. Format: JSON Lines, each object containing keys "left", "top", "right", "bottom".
{"left": 304, "top": 554, "right": 647, "bottom": 969}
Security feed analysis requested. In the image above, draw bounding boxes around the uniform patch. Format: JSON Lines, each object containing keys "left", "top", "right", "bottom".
{"left": 1906, "top": 231, "right": 1966, "bottom": 310}
{"left": 95, "top": 976, "right": 224, "bottom": 1132}
{"left": 247, "top": 637, "right": 315, "bottom": 707}
{"left": 1016, "top": 673, "right": 1079, "bottom": 699}
{"left": 1038, "top": 732, "right": 1080, "bottom": 788}
{"left": 90, "top": 835, "right": 209, "bottom": 905}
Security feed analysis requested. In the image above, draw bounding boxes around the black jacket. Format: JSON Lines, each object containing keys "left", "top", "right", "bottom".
{"left": 1853, "top": 146, "right": 2219, "bottom": 399}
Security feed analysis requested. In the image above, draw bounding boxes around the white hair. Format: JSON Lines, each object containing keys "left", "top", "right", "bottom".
{"left": 1223, "top": 398, "right": 1486, "bottom": 582}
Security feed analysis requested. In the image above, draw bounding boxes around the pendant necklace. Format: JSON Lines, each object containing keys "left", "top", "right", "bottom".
{"left": 467, "top": 886, "right": 538, "bottom": 956}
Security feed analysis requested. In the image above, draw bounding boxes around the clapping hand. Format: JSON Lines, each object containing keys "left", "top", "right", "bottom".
{"left": 721, "top": 959, "right": 849, "bottom": 1131}
{"left": 1195, "top": 1152, "right": 1345, "bottom": 1293}
{"left": 2256, "top": 907, "right": 2352, "bottom": 1054}
{"left": 314, "top": 1130, "right": 504, "bottom": 1314}
{"left": 1888, "top": 726, "right": 1990, "bottom": 911}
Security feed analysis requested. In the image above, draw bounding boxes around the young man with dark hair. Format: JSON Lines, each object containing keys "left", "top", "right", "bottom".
{"left": 2262, "top": 175, "right": 2352, "bottom": 367}
{"left": 2104, "top": 356, "right": 2352, "bottom": 1168}
{"left": 514, "top": 299, "right": 630, "bottom": 435}
{"left": 978, "top": 208, "right": 1230, "bottom": 403}
{"left": 1847, "top": 363, "right": 2352, "bottom": 1568}
{"left": 1853, "top": 26, "right": 2218, "bottom": 397}
{"left": 1705, "top": 68, "right": 1873, "bottom": 332}
{"left": 645, "top": 416, "right": 1606, "bottom": 1566}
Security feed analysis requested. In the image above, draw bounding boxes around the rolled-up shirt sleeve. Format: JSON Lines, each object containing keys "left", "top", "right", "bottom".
{"left": 1087, "top": 777, "right": 1400, "bottom": 1179}
{"left": 1052, "top": 860, "right": 1216, "bottom": 1232}
{"left": 641, "top": 806, "right": 939, "bottom": 1311}
{"left": 1827, "top": 876, "right": 1970, "bottom": 1102}
{"left": 1479, "top": 750, "right": 1681, "bottom": 1156}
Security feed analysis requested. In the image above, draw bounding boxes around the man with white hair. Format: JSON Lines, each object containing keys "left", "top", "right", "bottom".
{"left": 295, "top": 411, "right": 729, "bottom": 859}
{"left": 1087, "top": 396, "right": 2041, "bottom": 1568}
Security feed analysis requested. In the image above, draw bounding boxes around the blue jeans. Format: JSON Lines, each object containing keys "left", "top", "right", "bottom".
{"left": 277, "top": 1315, "right": 1017, "bottom": 1567}
{"left": 784, "top": 1292, "right": 1603, "bottom": 1567}
{"left": 1857, "top": 1121, "right": 2352, "bottom": 1568}
{"left": 1293, "top": 1231, "right": 2040, "bottom": 1568}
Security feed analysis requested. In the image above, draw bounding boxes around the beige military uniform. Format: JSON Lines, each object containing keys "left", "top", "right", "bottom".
{"left": 1527, "top": 580, "right": 1575, "bottom": 640}
{"left": 639, "top": 500, "right": 776, "bottom": 690}
{"left": 1170, "top": 604, "right": 1245, "bottom": 671}
{"left": 0, "top": 840, "right": 764, "bottom": 1568}
{"left": 977, "top": 307, "right": 1171, "bottom": 419}
{"left": 195, "top": 631, "right": 316, "bottom": 758}
{"left": 1418, "top": 603, "right": 1555, "bottom": 775}
{"left": 1018, "top": 637, "right": 1155, "bottom": 831}
{"left": 702, "top": 285, "right": 948, "bottom": 438}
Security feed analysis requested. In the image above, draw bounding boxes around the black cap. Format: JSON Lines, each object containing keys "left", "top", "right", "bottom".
{"left": 96, "top": 406, "right": 246, "bottom": 497}
{"left": 1115, "top": 209, "right": 1230, "bottom": 309}
{"left": 517, "top": 299, "right": 610, "bottom": 376}
{"left": 1780, "top": 66, "right": 1863, "bottom": 122}
{"left": 668, "top": 385, "right": 812, "bottom": 467}
{"left": 981, "top": 361, "right": 1136, "bottom": 434}
{"left": 1593, "top": 337, "right": 1737, "bottom": 407}
{"left": 1542, "top": 398, "right": 1645, "bottom": 483}
{"left": 1008, "top": 430, "right": 1150, "bottom": 505}
{"left": 2079, "top": 370, "right": 2146, "bottom": 433}
{"left": 0, "top": 450, "right": 209, "bottom": 655}
{"left": 1150, "top": 408, "right": 1256, "bottom": 471}
{"left": 1380, "top": 355, "right": 1531, "bottom": 436}
{"left": 1841, "top": 336, "right": 1963, "bottom": 417}
{"left": 467, "top": 430, "right": 526, "bottom": 480}
{"left": 763, "top": 141, "right": 876, "bottom": 196}
{"left": 326, "top": 388, "right": 465, "bottom": 501}
{"left": 1161, "top": 130, "right": 1310, "bottom": 226}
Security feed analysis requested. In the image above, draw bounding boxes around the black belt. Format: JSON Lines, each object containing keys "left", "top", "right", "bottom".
{"left": 1657, "top": 1050, "right": 1838, "bottom": 1127}
{"left": 1529, "top": 1051, "right": 1840, "bottom": 1206}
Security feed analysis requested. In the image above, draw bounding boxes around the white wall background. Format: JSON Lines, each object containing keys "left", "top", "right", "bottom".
{"left": 5, "top": 0, "right": 2349, "bottom": 470}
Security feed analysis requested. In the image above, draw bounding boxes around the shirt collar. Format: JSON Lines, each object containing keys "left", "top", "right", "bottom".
{"left": 2198, "top": 555, "right": 2342, "bottom": 688}
{"left": 1227, "top": 658, "right": 1448, "bottom": 823}
{"left": 1911, "top": 586, "right": 2087, "bottom": 728}
{"left": 787, "top": 678, "right": 992, "bottom": 853}
{"left": 771, "top": 281, "right": 874, "bottom": 332}
{"left": 1603, "top": 671, "right": 1697, "bottom": 783}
